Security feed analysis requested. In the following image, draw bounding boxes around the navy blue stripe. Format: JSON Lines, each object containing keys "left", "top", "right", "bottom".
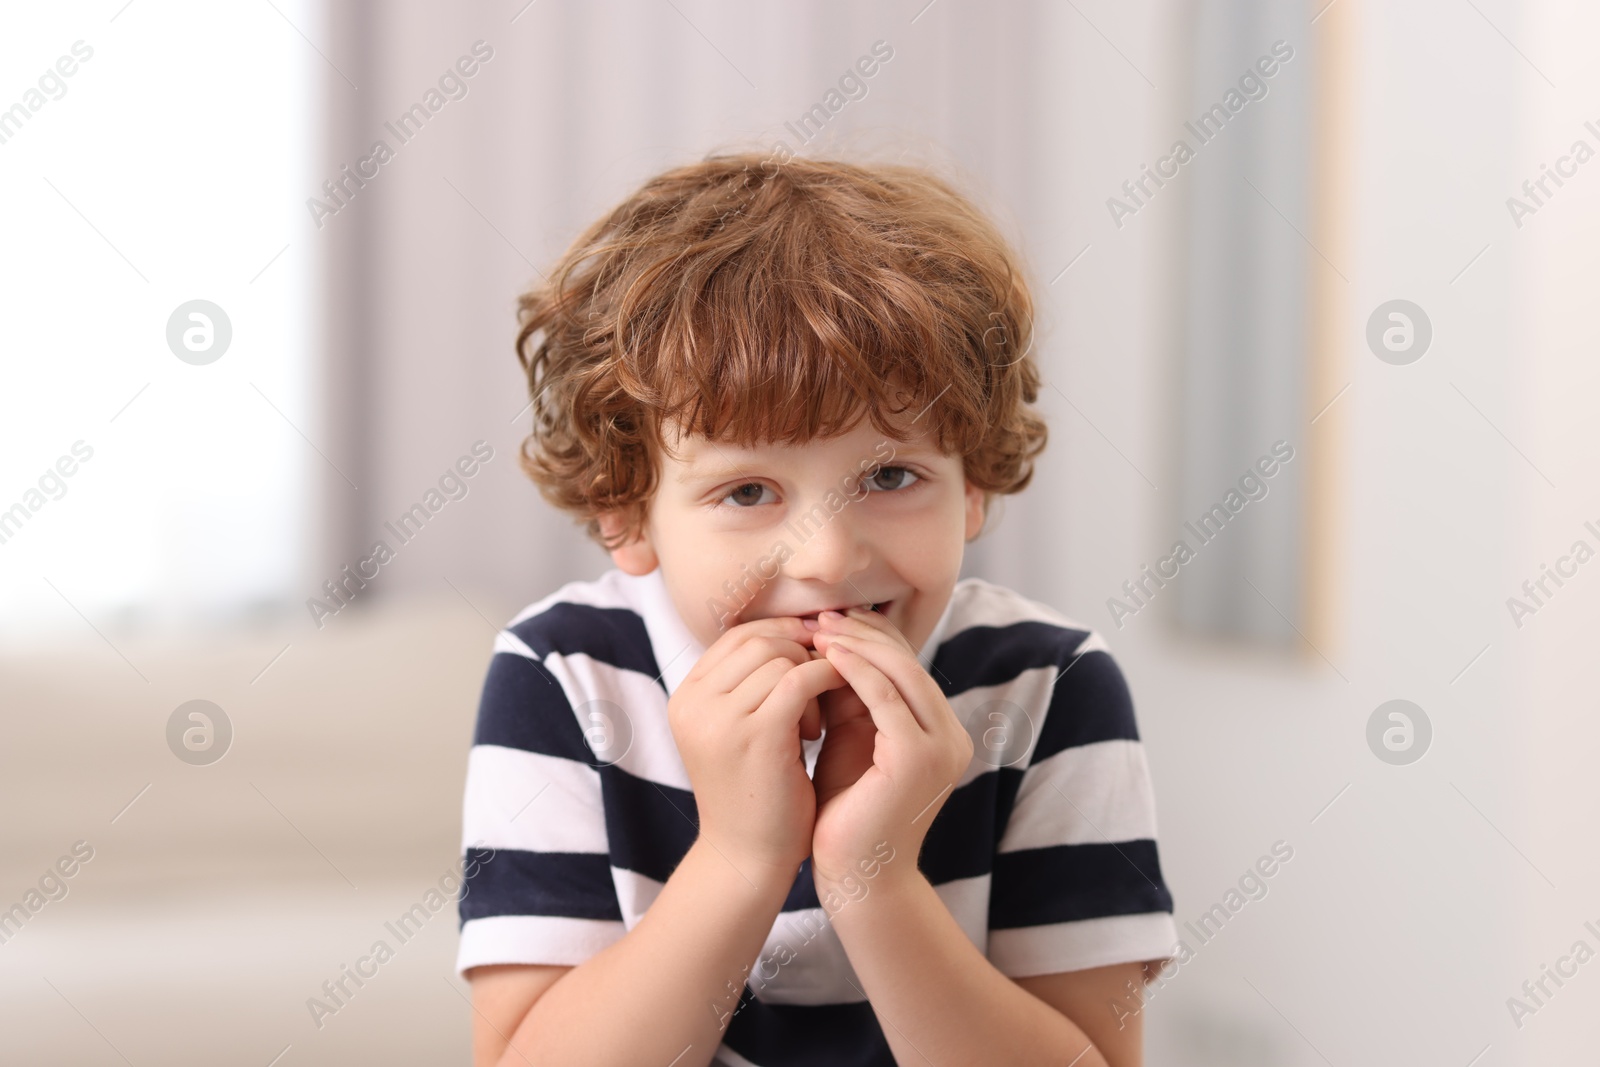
{"left": 588, "top": 761, "right": 1085, "bottom": 897}
{"left": 599, "top": 766, "right": 698, "bottom": 883}
{"left": 471, "top": 652, "right": 592, "bottom": 759}
{"left": 1031, "top": 648, "right": 1140, "bottom": 762}
{"left": 989, "top": 839, "right": 1173, "bottom": 928}
{"left": 725, "top": 995, "right": 893, "bottom": 1067}
{"left": 459, "top": 847, "right": 623, "bottom": 924}
{"left": 916, "top": 769, "right": 1002, "bottom": 884}
{"left": 781, "top": 857, "right": 821, "bottom": 912}
{"left": 930, "top": 620, "right": 1089, "bottom": 697}
{"left": 991, "top": 765, "right": 1026, "bottom": 854}
{"left": 509, "top": 603, "right": 662, "bottom": 686}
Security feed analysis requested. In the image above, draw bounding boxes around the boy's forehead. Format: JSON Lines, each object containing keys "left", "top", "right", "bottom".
{"left": 661, "top": 420, "right": 939, "bottom": 479}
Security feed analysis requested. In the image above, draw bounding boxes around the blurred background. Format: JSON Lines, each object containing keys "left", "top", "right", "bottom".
{"left": 2, "top": 0, "right": 1597, "bottom": 1063}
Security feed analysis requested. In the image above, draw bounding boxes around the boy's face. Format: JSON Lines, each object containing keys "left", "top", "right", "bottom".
{"left": 603, "top": 417, "right": 985, "bottom": 656}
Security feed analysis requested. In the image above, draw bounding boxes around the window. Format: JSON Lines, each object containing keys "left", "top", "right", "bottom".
{"left": 0, "top": 0, "right": 321, "bottom": 634}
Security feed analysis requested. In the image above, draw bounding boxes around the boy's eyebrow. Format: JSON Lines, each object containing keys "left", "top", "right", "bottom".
{"left": 676, "top": 463, "right": 756, "bottom": 486}
{"left": 674, "top": 442, "right": 937, "bottom": 486}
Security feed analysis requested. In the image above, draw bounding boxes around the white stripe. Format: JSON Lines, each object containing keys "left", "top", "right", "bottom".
{"left": 456, "top": 914, "right": 625, "bottom": 974}
{"left": 505, "top": 568, "right": 711, "bottom": 699}
{"left": 998, "top": 739, "right": 1158, "bottom": 852}
{"left": 745, "top": 906, "right": 864, "bottom": 1005}
{"left": 948, "top": 667, "right": 1056, "bottom": 785}
{"left": 987, "top": 911, "right": 1180, "bottom": 977}
{"left": 506, "top": 568, "right": 638, "bottom": 629}
{"left": 493, "top": 628, "right": 540, "bottom": 660}
{"left": 932, "top": 873, "right": 991, "bottom": 955}
{"left": 541, "top": 650, "right": 687, "bottom": 789}
{"left": 737, "top": 875, "right": 990, "bottom": 1006}
{"left": 623, "top": 567, "right": 706, "bottom": 697}
{"left": 941, "top": 577, "right": 1097, "bottom": 637}
{"left": 610, "top": 866, "right": 664, "bottom": 930}
{"left": 461, "top": 745, "right": 606, "bottom": 854}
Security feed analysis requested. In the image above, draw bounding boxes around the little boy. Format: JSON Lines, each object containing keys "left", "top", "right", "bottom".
{"left": 457, "top": 153, "right": 1177, "bottom": 1067}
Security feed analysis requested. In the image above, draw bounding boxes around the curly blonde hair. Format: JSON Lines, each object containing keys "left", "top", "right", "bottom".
{"left": 514, "top": 150, "right": 1048, "bottom": 550}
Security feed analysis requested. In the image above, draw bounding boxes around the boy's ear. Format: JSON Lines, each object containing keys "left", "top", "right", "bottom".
{"left": 963, "top": 481, "right": 987, "bottom": 542}
{"left": 597, "top": 512, "right": 659, "bottom": 576}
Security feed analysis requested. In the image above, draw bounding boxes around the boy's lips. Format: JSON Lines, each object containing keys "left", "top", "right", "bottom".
{"left": 795, "top": 600, "right": 891, "bottom": 621}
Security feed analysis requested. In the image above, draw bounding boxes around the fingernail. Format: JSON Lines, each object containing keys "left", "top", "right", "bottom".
{"left": 801, "top": 618, "right": 820, "bottom": 631}
{"left": 819, "top": 610, "right": 843, "bottom": 622}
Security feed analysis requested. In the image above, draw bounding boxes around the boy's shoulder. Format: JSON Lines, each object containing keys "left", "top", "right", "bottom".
{"left": 475, "top": 569, "right": 675, "bottom": 767}
{"left": 498, "top": 569, "right": 661, "bottom": 678}
{"left": 506, "top": 566, "right": 639, "bottom": 629}
{"left": 934, "top": 578, "right": 1138, "bottom": 742}
{"left": 936, "top": 576, "right": 1110, "bottom": 661}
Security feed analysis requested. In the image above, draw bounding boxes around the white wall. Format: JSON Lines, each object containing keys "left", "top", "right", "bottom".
{"left": 1514, "top": 0, "right": 1600, "bottom": 1060}
{"left": 1114, "top": 1, "right": 1597, "bottom": 1062}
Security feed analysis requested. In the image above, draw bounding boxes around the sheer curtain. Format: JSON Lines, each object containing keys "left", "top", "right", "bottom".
{"left": 314, "top": 0, "right": 1097, "bottom": 626}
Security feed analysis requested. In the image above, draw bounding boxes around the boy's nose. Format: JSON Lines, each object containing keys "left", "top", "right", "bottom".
{"left": 781, "top": 502, "right": 873, "bottom": 586}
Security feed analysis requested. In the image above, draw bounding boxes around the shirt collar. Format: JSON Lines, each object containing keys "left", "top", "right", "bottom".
{"left": 916, "top": 582, "right": 960, "bottom": 666}
{"left": 622, "top": 566, "right": 705, "bottom": 697}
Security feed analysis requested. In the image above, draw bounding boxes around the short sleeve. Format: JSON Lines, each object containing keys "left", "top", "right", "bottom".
{"left": 455, "top": 628, "right": 626, "bottom": 976}
{"left": 985, "top": 635, "right": 1178, "bottom": 977}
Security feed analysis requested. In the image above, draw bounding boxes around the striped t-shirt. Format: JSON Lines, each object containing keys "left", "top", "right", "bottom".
{"left": 456, "top": 566, "right": 1177, "bottom": 1066}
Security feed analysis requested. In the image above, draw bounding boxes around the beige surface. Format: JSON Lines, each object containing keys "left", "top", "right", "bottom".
{"left": 0, "top": 593, "right": 505, "bottom": 1066}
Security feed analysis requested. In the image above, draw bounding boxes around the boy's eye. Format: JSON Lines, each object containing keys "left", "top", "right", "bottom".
{"left": 721, "top": 482, "right": 776, "bottom": 507}
{"left": 863, "top": 466, "right": 920, "bottom": 493}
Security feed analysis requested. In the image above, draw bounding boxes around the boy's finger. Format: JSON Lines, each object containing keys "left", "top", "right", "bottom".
{"left": 753, "top": 657, "right": 848, "bottom": 728}
{"left": 821, "top": 640, "right": 921, "bottom": 737}
{"left": 704, "top": 635, "right": 812, "bottom": 695}
{"left": 800, "top": 696, "right": 822, "bottom": 741}
{"left": 812, "top": 626, "right": 898, "bottom": 663}
{"left": 797, "top": 653, "right": 828, "bottom": 738}
{"left": 814, "top": 609, "right": 916, "bottom": 656}
{"left": 688, "top": 617, "right": 814, "bottom": 682}
{"left": 815, "top": 627, "right": 940, "bottom": 725}
{"left": 826, "top": 631, "right": 951, "bottom": 735}
{"left": 727, "top": 655, "right": 808, "bottom": 711}
{"left": 839, "top": 605, "right": 919, "bottom": 653}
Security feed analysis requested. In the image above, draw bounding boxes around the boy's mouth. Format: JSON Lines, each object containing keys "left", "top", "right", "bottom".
{"left": 797, "top": 600, "right": 890, "bottom": 621}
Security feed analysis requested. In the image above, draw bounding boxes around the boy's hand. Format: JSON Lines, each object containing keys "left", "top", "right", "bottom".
{"left": 809, "top": 609, "right": 974, "bottom": 889}
{"left": 668, "top": 618, "right": 848, "bottom": 885}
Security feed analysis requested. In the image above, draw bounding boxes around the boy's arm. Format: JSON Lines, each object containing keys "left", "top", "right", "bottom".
{"left": 468, "top": 837, "right": 795, "bottom": 1067}
{"left": 468, "top": 963, "right": 568, "bottom": 1066}
{"left": 1014, "top": 965, "right": 1147, "bottom": 1061}
{"left": 808, "top": 610, "right": 1162, "bottom": 1065}
{"left": 466, "top": 615, "right": 845, "bottom": 1067}
{"left": 825, "top": 865, "right": 1138, "bottom": 1067}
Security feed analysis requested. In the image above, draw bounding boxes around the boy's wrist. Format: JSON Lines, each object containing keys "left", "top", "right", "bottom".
{"left": 686, "top": 835, "right": 804, "bottom": 903}
{"left": 809, "top": 838, "right": 920, "bottom": 907}
{"left": 813, "top": 858, "right": 931, "bottom": 950}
